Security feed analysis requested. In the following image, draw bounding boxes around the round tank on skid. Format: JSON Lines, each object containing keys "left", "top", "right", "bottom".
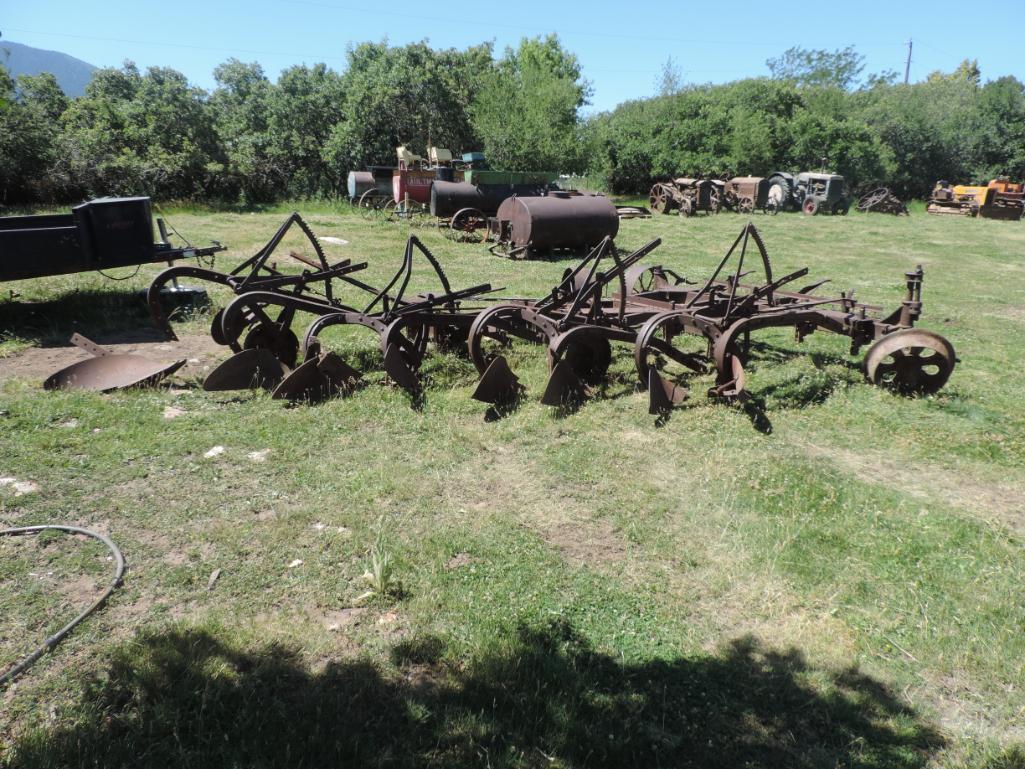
{"left": 492, "top": 192, "right": 619, "bottom": 257}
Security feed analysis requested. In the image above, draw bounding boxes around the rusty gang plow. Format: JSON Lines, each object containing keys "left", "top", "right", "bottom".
{"left": 468, "top": 223, "right": 956, "bottom": 413}
{"left": 147, "top": 218, "right": 955, "bottom": 412}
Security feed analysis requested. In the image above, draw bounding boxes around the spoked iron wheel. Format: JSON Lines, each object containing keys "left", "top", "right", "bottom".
{"left": 633, "top": 312, "right": 709, "bottom": 385}
{"left": 649, "top": 184, "right": 673, "bottom": 215}
{"left": 863, "top": 328, "right": 955, "bottom": 395}
{"left": 446, "top": 207, "right": 488, "bottom": 242}
{"left": 358, "top": 190, "right": 387, "bottom": 220}
{"left": 468, "top": 304, "right": 545, "bottom": 375}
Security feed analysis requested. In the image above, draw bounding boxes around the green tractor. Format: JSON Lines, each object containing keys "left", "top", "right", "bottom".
{"left": 765, "top": 171, "right": 850, "bottom": 215}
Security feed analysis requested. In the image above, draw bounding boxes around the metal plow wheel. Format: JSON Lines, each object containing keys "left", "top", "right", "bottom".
{"left": 863, "top": 329, "right": 955, "bottom": 395}
{"left": 632, "top": 312, "right": 711, "bottom": 413}
{"left": 44, "top": 334, "right": 186, "bottom": 392}
{"left": 446, "top": 208, "right": 488, "bottom": 243}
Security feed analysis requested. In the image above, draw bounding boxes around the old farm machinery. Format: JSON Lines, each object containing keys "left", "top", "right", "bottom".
{"left": 926, "top": 179, "right": 1024, "bottom": 220}
{"left": 182, "top": 227, "right": 497, "bottom": 401}
{"left": 486, "top": 193, "right": 621, "bottom": 259}
{"left": 468, "top": 223, "right": 955, "bottom": 413}
{"left": 857, "top": 187, "right": 909, "bottom": 215}
{"left": 147, "top": 213, "right": 364, "bottom": 358}
{"left": 649, "top": 178, "right": 720, "bottom": 217}
{"left": 0, "top": 197, "right": 224, "bottom": 284}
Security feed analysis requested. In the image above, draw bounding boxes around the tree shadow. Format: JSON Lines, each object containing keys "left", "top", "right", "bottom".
{"left": 7, "top": 621, "right": 943, "bottom": 769}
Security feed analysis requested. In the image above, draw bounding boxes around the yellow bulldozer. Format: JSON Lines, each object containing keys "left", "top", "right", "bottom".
{"left": 927, "top": 178, "right": 1024, "bottom": 220}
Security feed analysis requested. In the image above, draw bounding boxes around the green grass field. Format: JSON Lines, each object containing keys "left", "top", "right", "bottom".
{"left": 1, "top": 202, "right": 1023, "bottom": 768}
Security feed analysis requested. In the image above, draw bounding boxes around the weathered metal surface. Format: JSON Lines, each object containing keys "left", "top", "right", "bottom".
{"left": 0, "top": 197, "right": 224, "bottom": 283}
{"left": 488, "top": 193, "right": 619, "bottom": 258}
{"left": 43, "top": 334, "right": 185, "bottom": 392}
{"left": 148, "top": 213, "right": 366, "bottom": 343}
{"left": 430, "top": 181, "right": 548, "bottom": 218}
{"left": 203, "top": 235, "right": 497, "bottom": 402}
{"left": 468, "top": 223, "right": 956, "bottom": 415}
{"left": 722, "top": 177, "right": 770, "bottom": 213}
{"left": 648, "top": 178, "right": 718, "bottom": 216}
{"left": 857, "top": 187, "right": 908, "bottom": 215}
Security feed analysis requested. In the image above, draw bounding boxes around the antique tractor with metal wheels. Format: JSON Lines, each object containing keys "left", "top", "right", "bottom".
{"left": 722, "top": 177, "right": 771, "bottom": 213}
{"left": 649, "top": 178, "right": 720, "bottom": 217}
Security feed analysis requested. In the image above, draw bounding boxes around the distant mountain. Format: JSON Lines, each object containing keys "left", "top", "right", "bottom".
{"left": 0, "top": 40, "right": 96, "bottom": 97}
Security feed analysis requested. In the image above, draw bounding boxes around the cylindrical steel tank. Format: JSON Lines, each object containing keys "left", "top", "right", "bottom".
{"left": 346, "top": 171, "right": 375, "bottom": 200}
{"left": 493, "top": 193, "right": 619, "bottom": 254}
{"left": 346, "top": 169, "right": 393, "bottom": 200}
{"left": 430, "top": 181, "right": 548, "bottom": 218}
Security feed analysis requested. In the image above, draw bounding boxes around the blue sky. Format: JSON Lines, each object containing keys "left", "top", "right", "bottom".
{"left": 3, "top": 1, "right": 1023, "bottom": 112}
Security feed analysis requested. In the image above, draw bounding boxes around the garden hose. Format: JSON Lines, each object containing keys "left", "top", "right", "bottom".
{"left": 0, "top": 525, "right": 125, "bottom": 687}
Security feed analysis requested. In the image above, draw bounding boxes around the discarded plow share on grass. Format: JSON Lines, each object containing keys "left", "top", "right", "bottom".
{"left": 469, "top": 223, "right": 956, "bottom": 414}
{"left": 202, "top": 235, "right": 497, "bottom": 402}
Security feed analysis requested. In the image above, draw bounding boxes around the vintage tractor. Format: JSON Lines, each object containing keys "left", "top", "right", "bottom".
{"left": 765, "top": 171, "right": 850, "bottom": 215}
{"left": 722, "top": 177, "right": 771, "bottom": 213}
{"left": 795, "top": 172, "right": 850, "bottom": 215}
{"left": 648, "top": 178, "right": 719, "bottom": 216}
{"left": 927, "top": 180, "right": 1023, "bottom": 220}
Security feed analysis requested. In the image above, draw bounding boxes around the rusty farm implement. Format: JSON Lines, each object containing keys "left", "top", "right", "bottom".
{"left": 468, "top": 223, "right": 956, "bottom": 414}
{"left": 201, "top": 233, "right": 496, "bottom": 401}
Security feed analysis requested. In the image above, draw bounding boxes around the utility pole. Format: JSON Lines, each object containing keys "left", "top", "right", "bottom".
{"left": 904, "top": 39, "right": 913, "bottom": 84}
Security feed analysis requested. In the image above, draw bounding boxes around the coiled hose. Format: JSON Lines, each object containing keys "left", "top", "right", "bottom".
{"left": 0, "top": 525, "right": 125, "bottom": 687}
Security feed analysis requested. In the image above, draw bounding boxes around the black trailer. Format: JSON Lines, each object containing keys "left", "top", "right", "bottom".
{"left": 0, "top": 197, "right": 223, "bottom": 283}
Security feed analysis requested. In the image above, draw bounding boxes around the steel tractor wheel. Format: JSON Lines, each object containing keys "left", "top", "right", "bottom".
{"left": 802, "top": 198, "right": 819, "bottom": 216}
{"left": 738, "top": 197, "right": 755, "bottom": 214}
{"left": 679, "top": 198, "right": 695, "bottom": 217}
{"left": 863, "top": 328, "right": 956, "bottom": 395}
{"left": 649, "top": 184, "right": 674, "bottom": 215}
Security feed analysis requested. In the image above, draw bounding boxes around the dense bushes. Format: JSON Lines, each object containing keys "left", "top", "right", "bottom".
{"left": 587, "top": 66, "right": 1025, "bottom": 197}
{"left": 1, "top": 37, "right": 1023, "bottom": 205}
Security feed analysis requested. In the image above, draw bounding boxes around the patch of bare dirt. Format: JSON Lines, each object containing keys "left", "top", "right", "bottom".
{"left": 444, "top": 552, "right": 474, "bottom": 570}
{"left": 0, "top": 333, "right": 226, "bottom": 384}
{"left": 540, "top": 519, "right": 628, "bottom": 568}
{"left": 802, "top": 442, "right": 1025, "bottom": 533}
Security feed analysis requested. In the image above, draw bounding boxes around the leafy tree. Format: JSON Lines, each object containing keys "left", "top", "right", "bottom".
{"left": 471, "top": 35, "right": 591, "bottom": 173}
{"left": 656, "top": 56, "right": 684, "bottom": 97}
{"left": 322, "top": 41, "right": 490, "bottom": 177}
{"left": 264, "top": 63, "right": 345, "bottom": 197}
{"left": 61, "top": 62, "right": 221, "bottom": 199}
{"left": 0, "top": 69, "right": 71, "bottom": 203}
{"left": 210, "top": 59, "right": 280, "bottom": 202}
{"left": 767, "top": 46, "right": 865, "bottom": 90}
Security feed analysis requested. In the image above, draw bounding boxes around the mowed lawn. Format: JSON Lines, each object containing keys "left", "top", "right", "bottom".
{"left": 1, "top": 202, "right": 1023, "bottom": 768}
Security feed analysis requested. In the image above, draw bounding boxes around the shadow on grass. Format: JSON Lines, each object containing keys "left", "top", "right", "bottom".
{"left": 0, "top": 289, "right": 171, "bottom": 347}
{"left": 7, "top": 621, "right": 943, "bottom": 769}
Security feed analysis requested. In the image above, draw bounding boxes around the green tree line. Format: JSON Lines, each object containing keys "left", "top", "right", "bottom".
{"left": 0, "top": 38, "right": 1022, "bottom": 205}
